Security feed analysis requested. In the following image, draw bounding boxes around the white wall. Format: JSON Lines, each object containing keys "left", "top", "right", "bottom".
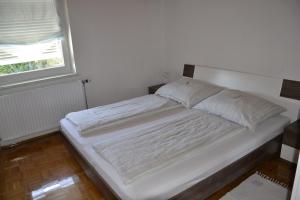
{"left": 67, "top": 0, "right": 300, "bottom": 107}
{"left": 291, "top": 152, "right": 300, "bottom": 199}
{"left": 67, "top": 0, "right": 165, "bottom": 107}
{"left": 164, "top": 0, "right": 300, "bottom": 81}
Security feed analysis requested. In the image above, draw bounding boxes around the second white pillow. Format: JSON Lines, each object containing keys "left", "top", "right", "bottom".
{"left": 193, "top": 89, "right": 286, "bottom": 130}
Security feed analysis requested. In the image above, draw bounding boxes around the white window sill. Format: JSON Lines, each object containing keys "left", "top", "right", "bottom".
{"left": 0, "top": 73, "right": 83, "bottom": 96}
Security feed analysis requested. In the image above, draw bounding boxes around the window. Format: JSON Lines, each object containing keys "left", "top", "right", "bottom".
{"left": 0, "top": 0, "right": 75, "bottom": 86}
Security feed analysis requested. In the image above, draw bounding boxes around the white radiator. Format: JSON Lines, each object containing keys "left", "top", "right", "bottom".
{"left": 0, "top": 81, "right": 85, "bottom": 146}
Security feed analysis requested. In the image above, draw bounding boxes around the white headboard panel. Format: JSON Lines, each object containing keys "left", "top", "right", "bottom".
{"left": 192, "top": 65, "right": 300, "bottom": 121}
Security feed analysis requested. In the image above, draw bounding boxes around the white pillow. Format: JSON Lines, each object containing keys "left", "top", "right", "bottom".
{"left": 193, "top": 89, "right": 286, "bottom": 130}
{"left": 155, "top": 77, "right": 223, "bottom": 108}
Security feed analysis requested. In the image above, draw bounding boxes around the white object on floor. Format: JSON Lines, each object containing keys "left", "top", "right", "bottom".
{"left": 280, "top": 144, "right": 299, "bottom": 164}
{"left": 220, "top": 172, "right": 289, "bottom": 200}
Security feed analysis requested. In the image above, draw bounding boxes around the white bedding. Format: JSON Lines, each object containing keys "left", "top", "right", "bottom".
{"left": 194, "top": 89, "right": 285, "bottom": 130}
{"left": 65, "top": 95, "right": 177, "bottom": 135}
{"left": 60, "top": 110, "right": 289, "bottom": 200}
{"left": 93, "top": 109, "right": 243, "bottom": 184}
{"left": 156, "top": 77, "right": 223, "bottom": 108}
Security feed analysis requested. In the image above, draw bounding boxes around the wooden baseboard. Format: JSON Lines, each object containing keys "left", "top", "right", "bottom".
{"left": 1, "top": 131, "right": 58, "bottom": 150}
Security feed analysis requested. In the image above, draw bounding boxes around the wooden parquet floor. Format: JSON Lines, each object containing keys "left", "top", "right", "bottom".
{"left": 0, "top": 133, "right": 104, "bottom": 200}
{"left": 0, "top": 133, "right": 296, "bottom": 200}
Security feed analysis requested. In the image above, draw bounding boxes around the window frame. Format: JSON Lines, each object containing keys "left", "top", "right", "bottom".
{"left": 0, "top": 0, "right": 76, "bottom": 87}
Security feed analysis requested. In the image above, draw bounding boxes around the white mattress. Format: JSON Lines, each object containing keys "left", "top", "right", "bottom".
{"left": 61, "top": 108, "right": 289, "bottom": 200}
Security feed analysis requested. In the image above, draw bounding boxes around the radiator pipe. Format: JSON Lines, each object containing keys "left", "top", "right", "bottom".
{"left": 81, "top": 79, "right": 90, "bottom": 109}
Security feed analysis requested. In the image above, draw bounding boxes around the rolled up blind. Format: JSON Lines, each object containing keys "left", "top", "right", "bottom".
{"left": 0, "top": 0, "right": 62, "bottom": 45}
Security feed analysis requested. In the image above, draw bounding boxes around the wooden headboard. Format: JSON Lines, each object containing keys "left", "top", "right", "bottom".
{"left": 182, "top": 64, "right": 300, "bottom": 121}
{"left": 183, "top": 64, "right": 195, "bottom": 78}
{"left": 280, "top": 79, "right": 300, "bottom": 101}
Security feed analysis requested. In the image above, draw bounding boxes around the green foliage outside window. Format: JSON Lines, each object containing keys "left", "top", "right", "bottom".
{"left": 0, "top": 58, "right": 63, "bottom": 76}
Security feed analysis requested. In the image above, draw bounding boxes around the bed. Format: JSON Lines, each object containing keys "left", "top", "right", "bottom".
{"left": 60, "top": 64, "right": 298, "bottom": 200}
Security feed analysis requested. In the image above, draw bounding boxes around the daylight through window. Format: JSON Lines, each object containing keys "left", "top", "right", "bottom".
{"left": 0, "top": 0, "right": 75, "bottom": 86}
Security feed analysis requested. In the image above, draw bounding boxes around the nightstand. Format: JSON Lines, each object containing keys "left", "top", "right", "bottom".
{"left": 283, "top": 119, "right": 300, "bottom": 150}
{"left": 148, "top": 83, "right": 165, "bottom": 94}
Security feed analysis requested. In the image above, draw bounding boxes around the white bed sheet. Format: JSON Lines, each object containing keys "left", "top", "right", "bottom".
{"left": 61, "top": 110, "right": 289, "bottom": 200}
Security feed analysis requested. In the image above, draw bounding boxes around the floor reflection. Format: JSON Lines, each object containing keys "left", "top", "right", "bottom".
{"left": 31, "top": 176, "right": 76, "bottom": 200}
{"left": 0, "top": 133, "right": 105, "bottom": 200}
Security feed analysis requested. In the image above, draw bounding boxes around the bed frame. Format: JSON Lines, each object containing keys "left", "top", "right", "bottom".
{"left": 62, "top": 133, "right": 282, "bottom": 200}
{"left": 61, "top": 64, "right": 297, "bottom": 200}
